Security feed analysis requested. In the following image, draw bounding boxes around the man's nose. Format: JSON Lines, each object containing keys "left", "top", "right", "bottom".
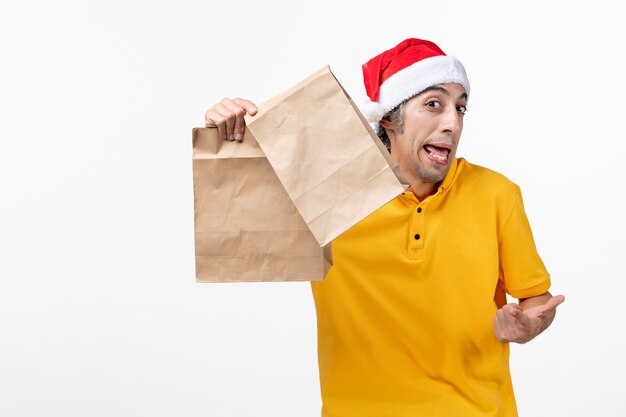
{"left": 440, "top": 106, "right": 461, "bottom": 134}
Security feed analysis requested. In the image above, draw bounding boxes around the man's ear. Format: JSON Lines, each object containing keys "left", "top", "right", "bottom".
{"left": 379, "top": 117, "right": 395, "bottom": 132}
{"left": 379, "top": 117, "right": 394, "bottom": 130}
{"left": 380, "top": 117, "right": 397, "bottom": 144}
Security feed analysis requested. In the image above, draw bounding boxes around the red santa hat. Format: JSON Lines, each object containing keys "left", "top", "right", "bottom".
{"left": 361, "top": 38, "right": 470, "bottom": 124}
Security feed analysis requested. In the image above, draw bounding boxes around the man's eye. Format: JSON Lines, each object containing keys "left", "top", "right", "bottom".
{"left": 457, "top": 105, "right": 467, "bottom": 114}
{"left": 426, "top": 100, "right": 440, "bottom": 108}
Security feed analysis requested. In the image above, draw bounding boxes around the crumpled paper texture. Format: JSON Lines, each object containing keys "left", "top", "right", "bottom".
{"left": 248, "top": 66, "right": 406, "bottom": 246}
{"left": 193, "top": 127, "right": 330, "bottom": 282}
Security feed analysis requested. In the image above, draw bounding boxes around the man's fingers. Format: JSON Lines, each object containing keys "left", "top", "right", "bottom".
{"left": 231, "top": 98, "right": 257, "bottom": 141}
{"left": 233, "top": 98, "right": 258, "bottom": 116}
{"left": 493, "top": 314, "right": 510, "bottom": 342}
{"left": 224, "top": 99, "right": 248, "bottom": 141}
{"left": 205, "top": 109, "right": 228, "bottom": 139}
{"left": 496, "top": 304, "right": 531, "bottom": 338}
{"left": 494, "top": 310, "right": 522, "bottom": 342}
{"left": 501, "top": 303, "right": 523, "bottom": 319}
{"left": 494, "top": 297, "right": 562, "bottom": 344}
{"left": 222, "top": 98, "right": 255, "bottom": 140}
{"left": 204, "top": 108, "right": 221, "bottom": 127}
{"left": 218, "top": 99, "right": 242, "bottom": 140}
{"left": 205, "top": 98, "right": 258, "bottom": 141}
{"left": 507, "top": 304, "right": 533, "bottom": 329}
{"left": 205, "top": 100, "right": 242, "bottom": 140}
{"left": 233, "top": 117, "right": 246, "bottom": 141}
{"left": 537, "top": 295, "right": 566, "bottom": 316}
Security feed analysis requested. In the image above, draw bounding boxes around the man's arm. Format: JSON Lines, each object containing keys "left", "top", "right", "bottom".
{"left": 493, "top": 292, "right": 565, "bottom": 344}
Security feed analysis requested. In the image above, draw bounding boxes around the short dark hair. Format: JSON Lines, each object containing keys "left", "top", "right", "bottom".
{"left": 375, "top": 102, "right": 405, "bottom": 151}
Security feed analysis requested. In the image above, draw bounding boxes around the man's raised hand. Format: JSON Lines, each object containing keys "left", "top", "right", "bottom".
{"left": 205, "top": 98, "right": 258, "bottom": 141}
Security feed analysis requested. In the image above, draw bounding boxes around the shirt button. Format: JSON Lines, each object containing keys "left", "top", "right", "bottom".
{"left": 414, "top": 234, "right": 421, "bottom": 240}
{"left": 417, "top": 207, "right": 422, "bottom": 213}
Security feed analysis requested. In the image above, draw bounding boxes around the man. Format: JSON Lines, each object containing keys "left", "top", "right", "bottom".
{"left": 205, "top": 38, "right": 564, "bottom": 416}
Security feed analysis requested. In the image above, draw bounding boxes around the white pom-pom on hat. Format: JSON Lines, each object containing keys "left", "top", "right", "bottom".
{"left": 361, "top": 99, "right": 388, "bottom": 124}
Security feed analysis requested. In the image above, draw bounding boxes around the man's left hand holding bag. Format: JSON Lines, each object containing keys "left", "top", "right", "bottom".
{"left": 205, "top": 98, "right": 258, "bottom": 141}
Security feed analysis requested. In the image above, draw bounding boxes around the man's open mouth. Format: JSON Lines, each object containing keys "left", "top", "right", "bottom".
{"left": 423, "top": 144, "right": 451, "bottom": 164}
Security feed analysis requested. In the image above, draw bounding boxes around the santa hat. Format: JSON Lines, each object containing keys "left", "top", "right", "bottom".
{"left": 362, "top": 38, "right": 470, "bottom": 125}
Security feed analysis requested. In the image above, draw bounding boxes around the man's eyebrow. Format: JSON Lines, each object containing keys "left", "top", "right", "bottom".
{"left": 418, "top": 86, "right": 449, "bottom": 96}
{"left": 418, "top": 86, "right": 468, "bottom": 101}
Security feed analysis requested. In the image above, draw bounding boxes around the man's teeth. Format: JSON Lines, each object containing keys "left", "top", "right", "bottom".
{"left": 426, "top": 148, "right": 448, "bottom": 161}
{"left": 423, "top": 144, "right": 450, "bottom": 162}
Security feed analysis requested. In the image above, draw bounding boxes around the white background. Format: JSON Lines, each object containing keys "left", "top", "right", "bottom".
{"left": 1, "top": 1, "right": 624, "bottom": 416}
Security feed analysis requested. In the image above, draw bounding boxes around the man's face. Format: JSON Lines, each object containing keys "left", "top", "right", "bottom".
{"left": 384, "top": 83, "right": 467, "bottom": 186}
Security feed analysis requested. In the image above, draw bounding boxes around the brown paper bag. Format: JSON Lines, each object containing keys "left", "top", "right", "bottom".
{"left": 247, "top": 66, "right": 407, "bottom": 246}
{"left": 192, "top": 127, "right": 331, "bottom": 282}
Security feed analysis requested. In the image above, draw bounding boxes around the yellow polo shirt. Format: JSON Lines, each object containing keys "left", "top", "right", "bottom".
{"left": 311, "top": 158, "right": 550, "bottom": 417}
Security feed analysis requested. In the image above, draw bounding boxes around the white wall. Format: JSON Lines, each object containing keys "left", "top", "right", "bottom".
{"left": 1, "top": 1, "right": 623, "bottom": 416}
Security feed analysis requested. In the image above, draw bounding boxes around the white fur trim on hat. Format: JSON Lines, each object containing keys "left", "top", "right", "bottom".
{"left": 361, "top": 100, "right": 387, "bottom": 125}
{"left": 364, "top": 55, "right": 470, "bottom": 123}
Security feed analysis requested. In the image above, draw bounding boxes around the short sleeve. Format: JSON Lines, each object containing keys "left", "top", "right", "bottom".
{"left": 498, "top": 186, "right": 551, "bottom": 299}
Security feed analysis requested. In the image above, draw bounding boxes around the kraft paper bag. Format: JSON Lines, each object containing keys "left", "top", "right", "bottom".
{"left": 247, "top": 66, "right": 407, "bottom": 246}
{"left": 192, "top": 127, "right": 331, "bottom": 282}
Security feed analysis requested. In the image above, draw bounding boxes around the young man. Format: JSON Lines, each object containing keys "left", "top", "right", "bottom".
{"left": 205, "top": 38, "right": 564, "bottom": 417}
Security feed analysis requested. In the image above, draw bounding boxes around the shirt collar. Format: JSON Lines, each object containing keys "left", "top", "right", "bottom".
{"left": 400, "top": 158, "right": 461, "bottom": 202}
{"left": 437, "top": 157, "right": 459, "bottom": 195}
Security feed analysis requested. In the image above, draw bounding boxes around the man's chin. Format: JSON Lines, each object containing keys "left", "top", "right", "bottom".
{"left": 416, "top": 164, "right": 449, "bottom": 184}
